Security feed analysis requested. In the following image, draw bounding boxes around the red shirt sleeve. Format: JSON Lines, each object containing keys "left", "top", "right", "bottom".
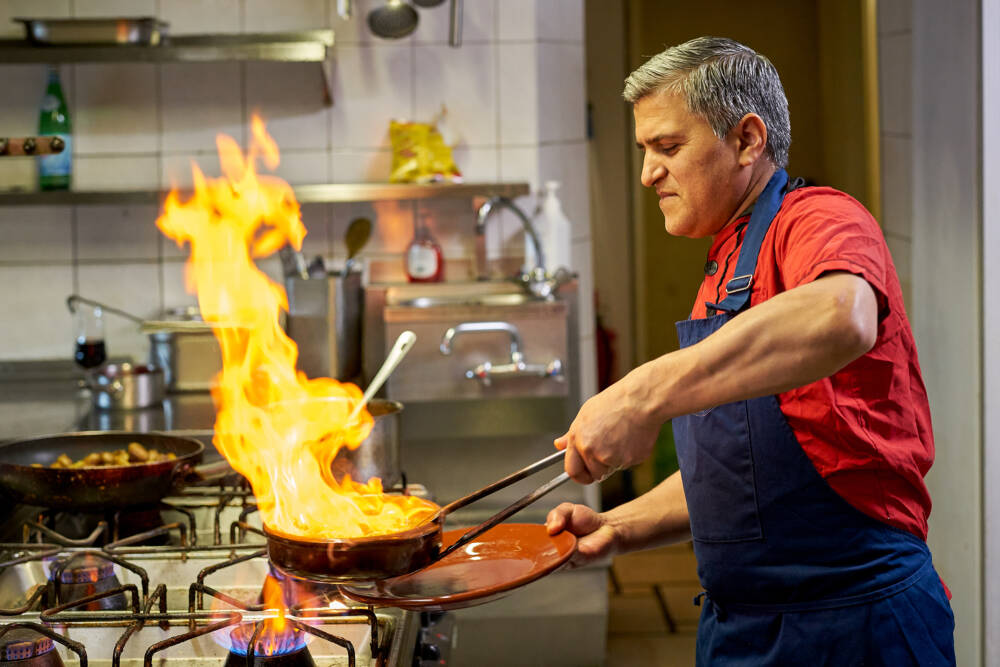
{"left": 772, "top": 189, "right": 892, "bottom": 320}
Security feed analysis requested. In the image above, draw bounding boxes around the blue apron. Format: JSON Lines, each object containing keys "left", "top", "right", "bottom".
{"left": 672, "top": 170, "right": 955, "bottom": 666}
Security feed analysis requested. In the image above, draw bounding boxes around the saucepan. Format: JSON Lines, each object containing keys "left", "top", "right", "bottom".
{"left": 0, "top": 431, "right": 233, "bottom": 510}
{"left": 265, "top": 449, "right": 569, "bottom": 582}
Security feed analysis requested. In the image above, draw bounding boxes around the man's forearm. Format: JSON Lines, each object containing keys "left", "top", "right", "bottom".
{"left": 604, "top": 470, "right": 691, "bottom": 552}
{"left": 629, "top": 272, "right": 878, "bottom": 425}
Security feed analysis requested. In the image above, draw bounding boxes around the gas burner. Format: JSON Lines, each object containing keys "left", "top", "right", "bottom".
{"left": 49, "top": 553, "right": 126, "bottom": 611}
{"left": 224, "top": 622, "right": 315, "bottom": 667}
{"left": 0, "top": 627, "right": 62, "bottom": 667}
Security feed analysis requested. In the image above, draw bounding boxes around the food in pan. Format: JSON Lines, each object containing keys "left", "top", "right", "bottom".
{"left": 31, "top": 441, "right": 177, "bottom": 468}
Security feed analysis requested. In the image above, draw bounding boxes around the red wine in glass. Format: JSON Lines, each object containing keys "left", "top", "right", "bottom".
{"left": 74, "top": 339, "right": 107, "bottom": 369}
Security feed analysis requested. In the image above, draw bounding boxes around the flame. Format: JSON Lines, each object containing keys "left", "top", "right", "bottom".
{"left": 157, "top": 115, "right": 438, "bottom": 539}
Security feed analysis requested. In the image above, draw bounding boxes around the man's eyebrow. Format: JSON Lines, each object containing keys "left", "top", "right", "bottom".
{"left": 635, "top": 133, "right": 684, "bottom": 148}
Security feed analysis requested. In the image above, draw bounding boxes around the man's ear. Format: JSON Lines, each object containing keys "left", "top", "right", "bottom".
{"left": 733, "top": 113, "right": 768, "bottom": 167}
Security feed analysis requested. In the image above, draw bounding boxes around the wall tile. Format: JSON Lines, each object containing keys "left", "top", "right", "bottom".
{"left": 246, "top": 61, "right": 330, "bottom": 151}
{"left": 244, "top": 0, "right": 327, "bottom": 32}
{"left": 413, "top": 0, "right": 494, "bottom": 44}
{"left": 158, "top": 0, "right": 241, "bottom": 34}
{"left": 538, "top": 141, "right": 590, "bottom": 242}
{"left": 0, "top": 65, "right": 54, "bottom": 136}
{"left": 0, "top": 1, "right": 71, "bottom": 38}
{"left": 270, "top": 150, "right": 331, "bottom": 184}
{"left": 415, "top": 198, "right": 477, "bottom": 256}
{"left": 498, "top": 42, "right": 539, "bottom": 145}
{"left": 329, "top": 44, "right": 412, "bottom": 149}
{"left": 160, "top": 152, "right": 225, "bottom": 189}
{"left": 450, "top": 146, "right": 498, "bottom": 181}
{"left": 413, "top": 44, "right": 497, "bottom": 146}
{"left": 878, "top": 33, "right": 912, "bottom": 136}
{"left": 76, "top": 262, "right": 161, "bottom": 361}
{"left": 880, "top": 134, "right": 912, "bottom": 240}
{"left": 75, "top": 205, "right": 160, "bottom": 261}
{"left": 328, "top": 0, "right": 406, "bottom": 45}
{"left": 160, "top": 63, "right": 243, "bottom": 153}
{"left": 0, "top": 159, "right": 37, "bottom": 192}
{"left": 537, "top": 0, "right": 583, "bottom": 42}
{"left": 299, "top": 203, "right": 332, "bottom": 258}
{"left": 74, "top": 155, "right": 159, "bottom": 190}
{"left": 331, "top": 200, "right": 413, "bottom": 255}
{"left": 161, "top": 259, "right": 197, "bottom": 310}
{"left": 878, "top": 0, "right": 912, "bottom": 35}
{"left": 0, "top": 264, "right": 75, "bottom": 358}
{"left": 0, "top": 207, "right": 72, "bottom": 263}
{"left": 497, "top": 0, "right": 537, "bottom": 41}
{"left": 72, "top": 0, "right": 155, "bottom": 17}
{"left": 74, "top": 64, "right": 158, "bottom": 154}
{"left": 499, "top": 146, "right": 539, "bottom": 187}
{"left": 329, "top": 148, "right": 393, "bottom": 182}
{"left": 538, "top": 42, "right": 586, "bottom": 143}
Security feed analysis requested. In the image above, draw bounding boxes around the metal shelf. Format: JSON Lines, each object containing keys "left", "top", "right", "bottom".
{"left": 0, "top": 182, "right": 531, "bottom": 207}
{"left": 0, "top": 30, "right": 336, "bottom": 102}
{"left": 0, "top": 30, "right": 333, "bottom": 63}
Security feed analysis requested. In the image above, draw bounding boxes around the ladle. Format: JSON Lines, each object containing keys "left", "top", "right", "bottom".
{"left": 343, "top": 216, "right": 372, "bottom": 275}
{"left": 348, "top": 330, "right": 417, "bottom": 423}
{"left": 367, "top": 0, "right": 419, "bottom": 39}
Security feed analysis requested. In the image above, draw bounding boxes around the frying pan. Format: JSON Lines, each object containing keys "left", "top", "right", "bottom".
{"left": 0, "top": 431, "right": 231, "bottom": 510}
{"left": 265, "top": 449, "right": 570, "bottom": 582}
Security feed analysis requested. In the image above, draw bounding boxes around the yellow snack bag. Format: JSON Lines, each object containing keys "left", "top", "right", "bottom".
{"left": 389, "top": 117, "right": 462, "bottom": 184}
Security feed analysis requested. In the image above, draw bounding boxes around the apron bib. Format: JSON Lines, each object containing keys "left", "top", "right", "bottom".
{"left": 672, "top": 170, "right": 955, "bottom": 665}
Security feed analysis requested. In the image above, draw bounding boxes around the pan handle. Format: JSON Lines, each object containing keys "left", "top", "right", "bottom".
{"left": 173, "top": 459, "right": 241, "bottom": 486}
{"left": 437, "top": 471, "right": 571, "bottom": 561}
{"left": 437, "top": 449, "right": 566, "bottom": 516}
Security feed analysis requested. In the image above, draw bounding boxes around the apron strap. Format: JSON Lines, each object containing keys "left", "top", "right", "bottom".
{"left": 705, "top": 169, "right": 789, "bottom": 314}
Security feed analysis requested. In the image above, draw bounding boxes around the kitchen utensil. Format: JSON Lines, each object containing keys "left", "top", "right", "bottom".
{"left": 448, "top": 0, "right": 462, "bottom": 47}
{"left": 367, "top": 0, "right": 419, "bottom": 39}
{"left": 87, "top": 362, "right": 165, "bottom": 410}
{"left": 279, "top": 245, "right": 310, "bottom": 280}
{"left": 339, "top": 523, "right": 576, "bottom": 611}
{"left": 331, "top": 398, "right": 404, "bottom": 488}
{"left": 0, "top": 136, "right": 65, "bottom": 156}
{"left": 343, "top": 216, "right": 372, "bottom": 275}
{"left": 16, "top": 17, "right": 168, "bottom": 45}
{"left": 348, "top": 330, "right": 416, "bottom": 423}
{"left": 264, "top": 449, "right": 570, "bottom": 582}
{"left": 0, "top": 431, "right": 234, "bottom": 511}
{"left": 285, "top": 271, "right": 363, "bottom": 381}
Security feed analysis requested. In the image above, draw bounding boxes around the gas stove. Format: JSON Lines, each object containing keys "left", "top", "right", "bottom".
{"left": 0, "top": 483, "right": 426, "bottom": 666}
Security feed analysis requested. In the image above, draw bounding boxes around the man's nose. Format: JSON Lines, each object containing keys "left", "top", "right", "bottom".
{"left": 641, "top": 155, "right": 665, "bottom": 188}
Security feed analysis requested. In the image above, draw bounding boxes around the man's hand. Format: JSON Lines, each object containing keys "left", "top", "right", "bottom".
{"left": 546, "top": 502, "right": 620, "bottom": 569}
{"left": 554, "top": 374, "right": 661, "bottom": 484}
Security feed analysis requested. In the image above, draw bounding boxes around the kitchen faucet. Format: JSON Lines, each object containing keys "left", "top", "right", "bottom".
{"left": 475, "top": 196, "right": 546, "bottom": 281}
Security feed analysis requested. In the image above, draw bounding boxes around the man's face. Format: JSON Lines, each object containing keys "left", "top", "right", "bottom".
{"left": 634, "top": 91, "right": 749, "bottom": 238}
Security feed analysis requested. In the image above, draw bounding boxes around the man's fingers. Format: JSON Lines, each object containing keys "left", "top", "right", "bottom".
{"left": 565, "top": 442, "right": 594, "bottom": 484}
{"left": 545, "top": 502, "right": 575, "bottom": 535}
{"left": 553, "top": 435, "right": 568, "bottom": 451}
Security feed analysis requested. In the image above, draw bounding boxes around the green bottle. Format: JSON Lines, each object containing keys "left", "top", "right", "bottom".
{"left": 38, "top": 66, "right": 72, "bottom": 191}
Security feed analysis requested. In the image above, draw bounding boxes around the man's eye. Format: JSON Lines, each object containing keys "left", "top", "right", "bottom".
{"left": 661, "top": 144, "right": 679, "bottom": 155}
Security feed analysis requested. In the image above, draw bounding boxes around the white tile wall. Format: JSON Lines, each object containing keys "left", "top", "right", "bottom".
{"left": 0, "top": 1, "right": 71, "bottom": 38}
{"left": 0, "top": 0, "right": 594, "bottom": 403}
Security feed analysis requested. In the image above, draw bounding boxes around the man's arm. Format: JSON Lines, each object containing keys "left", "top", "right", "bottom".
{"left": 558, "top": 271, "right": 879, "bottom": 483}
{"left": 547, "top": 470, "right": 689, "bottom": 568}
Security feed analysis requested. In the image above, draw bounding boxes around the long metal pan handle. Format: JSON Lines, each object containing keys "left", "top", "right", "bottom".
{"left": 438, "top": 471, "right": 571, "bottom": 561}
{"left": 66, "top": 294, "right": 145, "bottom": 324}
{"left": 437, "top": 449, "right": 566, "bottom": 517}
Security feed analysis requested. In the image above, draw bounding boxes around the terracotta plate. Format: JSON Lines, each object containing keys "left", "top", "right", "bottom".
{"left": 338, "top": 523, "right": 577, "bottom": 611}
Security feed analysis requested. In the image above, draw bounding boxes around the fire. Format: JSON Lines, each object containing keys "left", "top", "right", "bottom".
{"left": 156, "top": 115, "right": 438, "bottom": 539}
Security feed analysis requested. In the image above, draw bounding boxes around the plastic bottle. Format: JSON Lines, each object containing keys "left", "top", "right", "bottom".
{"left": 405, "top": 215, "right": 444, "bottom": 282}
{"left": 38, "top": 66, "right": 72, "bottom": 191}
{"left": 541, "top": 181, "right": 572, "bottom": 271}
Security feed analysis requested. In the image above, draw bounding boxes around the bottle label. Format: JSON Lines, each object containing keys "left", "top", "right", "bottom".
{"left": 407, "top": 244, "right": 439, "bottom": 279}
{"left": 39, "top": 134, "right": 72, "bottom": 178}
{"left": 40, "top": 94, "right": 61, "bottom": 112}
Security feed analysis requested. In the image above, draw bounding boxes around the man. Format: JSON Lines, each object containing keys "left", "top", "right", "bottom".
{"left": 546, "top": 37, "right": 955, "bottom": 665}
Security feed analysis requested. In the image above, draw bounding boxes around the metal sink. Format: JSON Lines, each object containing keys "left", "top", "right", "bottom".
{"left": 385, "top": 281, "right": 545, "bottom": 308}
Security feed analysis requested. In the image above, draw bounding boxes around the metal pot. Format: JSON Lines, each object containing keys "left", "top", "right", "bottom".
{"left": 284, "top": 271, "right": 363, "bottom": 382}
{"left": 87, "top": 362, "right": 165, "bottom": 410}
{"left": 330, "top": 398, "right": 402, "bottom": 488}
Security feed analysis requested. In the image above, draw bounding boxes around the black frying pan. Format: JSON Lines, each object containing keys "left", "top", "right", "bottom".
{"left": 0, "top": 431, "right": 224, "bottom": 510}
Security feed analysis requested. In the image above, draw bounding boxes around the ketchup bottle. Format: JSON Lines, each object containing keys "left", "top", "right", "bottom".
{"left": 405, "top": 215, "right": 444, "bottom": 283}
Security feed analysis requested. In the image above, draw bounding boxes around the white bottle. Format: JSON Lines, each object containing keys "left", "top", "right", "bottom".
{"left": 541, "top": 181, "right": 572, "bottom": 272}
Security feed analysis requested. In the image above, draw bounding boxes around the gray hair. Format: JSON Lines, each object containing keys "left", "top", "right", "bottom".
{"left": 623, "top": 37, "right": 791, "bottom": 168}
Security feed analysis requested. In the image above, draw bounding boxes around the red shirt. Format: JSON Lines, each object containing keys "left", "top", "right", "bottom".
{"left": 690, "top": 186, "right": 934, "bottom": 540}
